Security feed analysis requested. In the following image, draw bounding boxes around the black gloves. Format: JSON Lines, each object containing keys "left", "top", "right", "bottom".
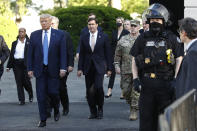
{"left": 133, "top": 78, "right": 141, "bottom": 93}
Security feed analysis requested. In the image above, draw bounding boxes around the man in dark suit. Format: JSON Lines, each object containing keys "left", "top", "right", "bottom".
{"left": 77, "top": 18, "right": 112, "bottom": 119}
{"left": 176, "top": 17, "right": 197, "bottom": 99}
{"left": 51, "top": 16, "right": 74, "bottom": 116}
{"left": 27, "top": 14, "right": 67, "bottom": 127}
{"left": 0, "top": 35, "right": 10, "bottom": 95}
{"left": 7, "top": 28, "right": 33, "bottom": 105}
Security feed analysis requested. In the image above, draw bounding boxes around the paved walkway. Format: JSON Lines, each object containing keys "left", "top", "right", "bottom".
{"left": 0, "top": 62, "right": 139, "bottom": 130}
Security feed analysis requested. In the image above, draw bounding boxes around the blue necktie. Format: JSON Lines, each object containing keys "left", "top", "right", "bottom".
{"left": 43, "top": 30, "right": 48, "bottom": 65}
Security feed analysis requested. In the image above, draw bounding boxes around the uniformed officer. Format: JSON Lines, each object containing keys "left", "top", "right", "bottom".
{"left": 114, "top": 20, "right": 140, "bottom": 120}
{"left": 130, "top": 3, "right": 184, "bottom": 131}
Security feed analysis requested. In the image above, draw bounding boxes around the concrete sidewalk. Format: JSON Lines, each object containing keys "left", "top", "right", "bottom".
{"left": 0, "top": 102, "right": 139, "bottom": 131}
{"left": 0, "top": 62, "right": 139, "bottom": 130}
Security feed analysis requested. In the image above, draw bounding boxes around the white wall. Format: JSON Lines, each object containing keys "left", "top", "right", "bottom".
{"left": 184, "top": 0, "right": 197, "bottom": 20}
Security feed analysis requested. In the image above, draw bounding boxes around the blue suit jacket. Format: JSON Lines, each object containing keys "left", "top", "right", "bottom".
{"left": 176, "top": 40, "right": 197, "bottom": 99}
{"left": 78, "top": 31, "right": 112, "bottom": 75}
{"left": 27, "top": 28, "right": 67, "bottom": 78}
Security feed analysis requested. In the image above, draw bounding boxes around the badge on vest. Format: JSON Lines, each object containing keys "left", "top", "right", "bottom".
{"left": 146, "top": 41, "right": 155, "bottom": 46}
{"left": 145, "top": 58, "right": 150, "bottom": 64}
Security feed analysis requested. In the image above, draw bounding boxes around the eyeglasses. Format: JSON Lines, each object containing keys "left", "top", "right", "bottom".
{"left": 131, "top": 25, "right": 137, "bottom": 27}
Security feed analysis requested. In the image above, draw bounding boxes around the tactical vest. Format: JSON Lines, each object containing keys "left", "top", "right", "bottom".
{"left": 137, "top": 33, "right": 175, "bottom": 80}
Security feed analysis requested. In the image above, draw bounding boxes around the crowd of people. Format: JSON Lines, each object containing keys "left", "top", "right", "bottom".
{"left": 0, "top": 3, "right": 197, "bottom": 131}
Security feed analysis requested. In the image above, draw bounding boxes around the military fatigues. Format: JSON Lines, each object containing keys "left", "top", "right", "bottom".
{"left": 130, "top": 30, "right": 184, "bottom": 131}
{"left": 114, "top": 34, "right": 140, "bottom": 116}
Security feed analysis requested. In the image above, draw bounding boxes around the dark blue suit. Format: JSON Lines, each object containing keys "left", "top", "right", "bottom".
{"left": 78, "top": 30, "right": 112, "bottom": 115}
{"left": 27, "top": 28, "right": 67, "bottom": 121}
{"left": 176, "top": 40, "right": 197, "bottom": 101}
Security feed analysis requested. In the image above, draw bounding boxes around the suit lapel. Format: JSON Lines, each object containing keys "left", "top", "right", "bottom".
{"left": 94, "top": 32, "right": 101, "bottom": 51}
{"left": 38, "top": 30, "right": 43, "bottom": 53}
{"left": 86, "top": 33, "right": 92, "bottom": 52}
{"left": 48, "top": 28, "right": 55, "bottom": 53}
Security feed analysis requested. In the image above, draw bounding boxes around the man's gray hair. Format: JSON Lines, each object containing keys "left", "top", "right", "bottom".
{"left": 40, "top": 14, "right": 52, "bottom": 19}
{"left": 51, "top": 16, "right": 59, "bottom": 24}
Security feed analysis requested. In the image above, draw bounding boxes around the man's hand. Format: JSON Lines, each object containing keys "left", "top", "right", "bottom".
{"left": 68, "top": 66, "right": 73, "bottom": 72}
{"left": 60, "top": 70, "right": 66, "bottom": 78}
{"left": 28, "top": 71, "right": 34, "bottom": 78}
{"left": 115, "top": 67, "right": 121, "bottom": 74}
{"left": 106, "top": 71, "right": 112, "bottom": 77}
{"left": 133, "top": 78, "right": 141, "bottom": 93}
{"left": 6, "top": 68, "right": 10, "bottom": 72}
{"left": 77, "top": 70, "right": 83, "bottom": 77}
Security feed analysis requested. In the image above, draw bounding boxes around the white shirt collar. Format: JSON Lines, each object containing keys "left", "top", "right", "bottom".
{"left": 42, "top": 27, "right": 51, "bottom": 34}
{"left": 90, "top": 30, "right": 98, "bottom": 37}
{"left": 186, "top": 38, "right": 197, "bottom": 51}
{"left": 18, "top": 38, "right": 26, "bottom": 44}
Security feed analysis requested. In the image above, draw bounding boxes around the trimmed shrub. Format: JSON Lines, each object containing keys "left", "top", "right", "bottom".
{"left": 46, "top": 6, "right": 131, "bottom": 52}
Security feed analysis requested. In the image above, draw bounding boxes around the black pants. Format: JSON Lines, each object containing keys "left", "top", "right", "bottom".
{"left": 85, "top": 62, "right": 104, "bottom": 115}
{"left": 13, "top": 59, "right": 33, "bottom": 102}
{"left": 139, "top": 77, "right": 175, "bottom": 131}
{"left": 59, "top": 72, "right": 69, "bottom": 111}
{"left": 108, "top": 64, "right": 116, "bottom": 89}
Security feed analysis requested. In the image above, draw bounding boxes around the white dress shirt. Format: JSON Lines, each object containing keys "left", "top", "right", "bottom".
{"left": 42, "top": 27, "right": 51, "bottom": 46}
{"left": 14, "top": 38, "right": 26, "bottom": 59}
{"left": 89, "top": 31, "right": 98, "bottom": 47}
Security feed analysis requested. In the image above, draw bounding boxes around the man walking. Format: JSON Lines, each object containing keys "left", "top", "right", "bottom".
{"left": 27, "top": 14, "right": 67, "bottom": 127}
{"left": 77, "top": 18, "right": 112, "bottom": 119}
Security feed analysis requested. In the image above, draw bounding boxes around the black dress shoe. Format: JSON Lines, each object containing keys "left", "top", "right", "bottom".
{"left": 37, "top": 121, "right": 46, "bottom": 127}
{"left": 62, "top": 109, "right": 69, "bottom": 116}
{"left": 88, "top": 114, "right": 97, "bottom": 119}
{"left": 19, "top": 101, "right": 25, "bottom": 105}
{"left": 105, "top": 93, "right": 112, "bottom": 98}
{"left": 97, "top": 110, "right": 103, "bottom": 119}
{"left": 29, "top": 97, "right": 33, "bottom": 102}
{"left": 54, "top": 111, "right": 60, "bottom": 121}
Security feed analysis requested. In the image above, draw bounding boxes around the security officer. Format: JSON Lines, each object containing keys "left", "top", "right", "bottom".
{"left": 114, "top": 20, "right": 140, "bottom": 120}
{"left": 130, "top": 3, "right": 184, "bottom": 131}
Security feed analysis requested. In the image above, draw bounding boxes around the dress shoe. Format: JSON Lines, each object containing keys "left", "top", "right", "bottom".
{"left": 37, "top": 121, "right": 46, "bottom": 127}
{"left": 47, "top": 112, "right": 51, "bottom": 118}
{"left": 19, "top": 101, "right": 25, "bottom": 105}
{"left": 29, "top": 97, "right": 33, "bottom": 102}
{"left": 88, "top": 114, "right": 97, "bottom": 119}
{"left": 62, "top": 109, "right": 69, "bottom": 116}
{"left": 105, "top": 93, "right": 112, "bottom": 98}
{"left": 97, "top": 110, "right": 103, "bottom": 119}
{"left": 54, "top": 111, "right": 60, "bottom": 121}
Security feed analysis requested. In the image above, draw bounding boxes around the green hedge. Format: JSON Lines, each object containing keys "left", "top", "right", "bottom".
{"left": 44, "top": 6, "right": 131, "bottom": 52}
{"left": 0, "top": 16, "right": 18, "bottom": 49}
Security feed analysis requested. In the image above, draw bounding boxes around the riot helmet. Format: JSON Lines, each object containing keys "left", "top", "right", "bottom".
{"left": 146, "top": 3, "right": 169, "bottom": 24}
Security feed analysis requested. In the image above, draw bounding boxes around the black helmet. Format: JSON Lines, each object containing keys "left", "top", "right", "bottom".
{"left": 146, "top": 3, "right": 169, "bottom": 23}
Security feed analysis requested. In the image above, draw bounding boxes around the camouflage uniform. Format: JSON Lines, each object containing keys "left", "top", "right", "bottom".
{"left": 114, "top": 34, "right": 140, "bottom": 119}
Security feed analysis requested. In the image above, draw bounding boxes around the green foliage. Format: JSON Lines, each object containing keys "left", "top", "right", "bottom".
{"left": 121, "top": 0, "right": 149, "bottom": 15}
{"left": 47, "top": 6, "right": 130, "bottom": 52}
{"left": 67, "top": 0, "right": 109, "bottom": 6}
{"left": 0, "top": 0, "right": 14, "bottom": 18}
{"left": 0, "top": 16, "right": 18, "bottom": 49}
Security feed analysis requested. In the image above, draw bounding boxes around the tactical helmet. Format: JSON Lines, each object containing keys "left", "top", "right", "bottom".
{"left": 146, "top": 3, "right": 169, "bottom": 23}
